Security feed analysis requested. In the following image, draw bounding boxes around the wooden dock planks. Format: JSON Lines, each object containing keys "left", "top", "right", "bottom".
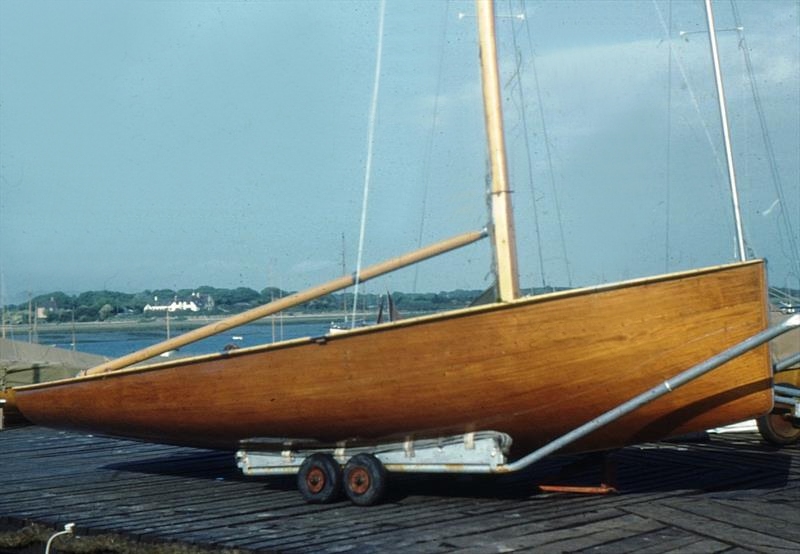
{"left": 1, "top": 425, "right": 799, "bottom": 552}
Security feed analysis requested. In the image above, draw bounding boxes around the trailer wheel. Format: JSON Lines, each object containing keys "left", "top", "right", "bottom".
{"left": 297, "top": 453, "right": 342, "bottom": 503}
{"left": 343, "top": 453, "right": 387, "bottom": 506}
{"left": 757, "top": 412, "right": 800, "bottom": 446}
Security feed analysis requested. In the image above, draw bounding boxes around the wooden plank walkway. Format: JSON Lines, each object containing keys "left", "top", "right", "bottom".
{"left": 1, "top": 425, "right": 798, "bottom": 553}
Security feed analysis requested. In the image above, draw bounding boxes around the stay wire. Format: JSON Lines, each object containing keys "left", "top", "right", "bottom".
{"left": 665, "top": 0, "right": 673, "bottom": 273}
{"left": 506, "top": 0, "right": 547, "bottom": 289}
{"left": 730, "top": 0, "right": 800, "bottom": 283}
{"left": 351, "top": 0, "right": 387, "bottom": 327}
{"left": 519, "top": 0, "right": 573, "bottom": 287}
{"left": 651, "top": 0, "right": 738, "bottom": 257}
{"left": 413, "top": 0, "right": 450, "bottom": 293}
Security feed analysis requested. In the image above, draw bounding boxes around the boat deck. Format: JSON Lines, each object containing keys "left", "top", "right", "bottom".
{"left": 1, "top": 424, "right": 799, "bottom": 553}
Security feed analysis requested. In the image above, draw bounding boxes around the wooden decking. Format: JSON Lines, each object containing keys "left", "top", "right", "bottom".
{"left": 1, "top": 425, "right": 799, "bottom": 553}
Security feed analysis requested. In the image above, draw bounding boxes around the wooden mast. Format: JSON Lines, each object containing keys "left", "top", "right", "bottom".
{"left": 476, "top": 0, "right": 520, "bottom": 301}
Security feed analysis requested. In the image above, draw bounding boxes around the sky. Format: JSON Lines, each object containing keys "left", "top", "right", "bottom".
{"left": 1, "top": 0, "right": 798, "bottom": 305}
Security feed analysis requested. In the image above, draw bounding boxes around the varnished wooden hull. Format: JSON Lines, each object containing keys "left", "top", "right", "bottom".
{"left": 7, "top": 261, "right": 772, "bottom": 456}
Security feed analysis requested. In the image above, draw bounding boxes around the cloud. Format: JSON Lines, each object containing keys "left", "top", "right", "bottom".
{"left": 290, "top": 259, "right": 338, "bottom": 276}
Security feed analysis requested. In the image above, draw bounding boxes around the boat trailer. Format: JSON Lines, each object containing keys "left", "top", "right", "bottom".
{"left": 758, "top": 347, "right": 800, "bottom": 445}
{"left": 237, "top": 314, "right": 800, "bottom": 505}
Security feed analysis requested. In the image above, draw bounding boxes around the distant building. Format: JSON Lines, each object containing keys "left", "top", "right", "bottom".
{"left": 143, "top": 292, "right": 212, "bottom": 313}
{"left": 144, "top": 300, "right": 200, "bottom": 313}
{"left": 34, "top": 297, "right": 59, "bottom": 319}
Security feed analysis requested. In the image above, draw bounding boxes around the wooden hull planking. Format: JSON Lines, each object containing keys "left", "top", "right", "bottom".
{"left": 11, "top": 261, "right": 772, "bottom": 456}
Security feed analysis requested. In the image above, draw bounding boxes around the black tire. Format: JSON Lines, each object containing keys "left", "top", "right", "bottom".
{"left": 343, "top": 453, "right": 387, "bottom": 506}
{"left": 297, "top": 453, "right": 342, "bottom": 504}
{"left": 757, "top": 412, "right": 800, "bottom": 446}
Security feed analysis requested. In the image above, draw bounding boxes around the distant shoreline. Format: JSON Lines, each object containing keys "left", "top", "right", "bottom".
{"left": 7, "top": 312, "right": 376, "bottom": 334}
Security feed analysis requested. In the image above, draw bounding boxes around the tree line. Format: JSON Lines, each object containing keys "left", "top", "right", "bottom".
{"left": 12, "top": 283, "right": 793, "bottom": 325}
{"left": 3, "top": 287, "right": 489, "bottom": 324}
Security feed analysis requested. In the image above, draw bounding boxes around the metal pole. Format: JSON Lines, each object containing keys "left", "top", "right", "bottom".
{"left": 376, "top": 314, "right": 799, "bottom": 476}
{"left": 497, "top": 313, "right": 800, "bottom": 473}
{"left": 704, "top": 0, "right": 747, "bottom": 261}
{"left": 775, "top": 352, "right": 800, "bottom": 373}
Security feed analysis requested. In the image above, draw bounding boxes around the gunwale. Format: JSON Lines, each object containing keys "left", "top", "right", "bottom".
{"left": 10, "top": 258, "right": 767, "bottom": 391}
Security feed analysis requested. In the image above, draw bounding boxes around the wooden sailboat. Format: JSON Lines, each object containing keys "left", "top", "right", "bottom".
{"left": 1, "top": 1, "right": 796, "bottom": 504}
{"left": 1, "top": 259, "right": 775, "bottom": 450}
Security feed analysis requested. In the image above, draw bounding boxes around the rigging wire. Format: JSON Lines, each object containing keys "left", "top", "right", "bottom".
{"left": 518, "top": 0, "right": 573, "bottom": 288}
{"left": 664, "top": 0, "right": 673, "bottom": 273}
{"left": 351, "top": 0, "right": 387, "bottom": 327}
{"left": 651, "top": 2, "right": 731, "bottom": 180}
{"left": 505, "top": 0, "right": 547, "bottom": 289}
{"left": 412, "top": 0, "right": 450, "bottom": 293}
{"left": 651, "top": 0, "right": 738, "bottom": 256}
{"left": 729, "top": 0, "right": 800, "bottom": 286}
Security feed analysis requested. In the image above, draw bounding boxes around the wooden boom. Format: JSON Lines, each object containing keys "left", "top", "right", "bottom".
{"left": 84, "top": 229, "right": 487, "bottom": 375}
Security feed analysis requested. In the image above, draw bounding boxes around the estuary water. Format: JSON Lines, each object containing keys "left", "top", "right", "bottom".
{"left": 25, "top": 321, "right": 333, "bottom": 359}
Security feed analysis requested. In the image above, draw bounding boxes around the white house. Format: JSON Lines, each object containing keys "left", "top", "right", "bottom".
{"left": 143, "top": 300, "right": 200, "bottom": 313}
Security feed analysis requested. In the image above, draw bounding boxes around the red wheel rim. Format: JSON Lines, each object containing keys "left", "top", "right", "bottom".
{"left": 348, "top": 467, "right": 371, "bottom": 495}
{"left": 306, "top": 466, "right": 326, "bottom": 494}
{"left": 768, "top": 412, "right": 800, "bottom": 440}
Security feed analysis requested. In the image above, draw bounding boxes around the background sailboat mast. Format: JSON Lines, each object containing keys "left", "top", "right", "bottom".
{"left": 476, "top": 0, "right": 520, "bottom": 301}
{"left": 704, "top": 0, "right": 746, "bottom": 262}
